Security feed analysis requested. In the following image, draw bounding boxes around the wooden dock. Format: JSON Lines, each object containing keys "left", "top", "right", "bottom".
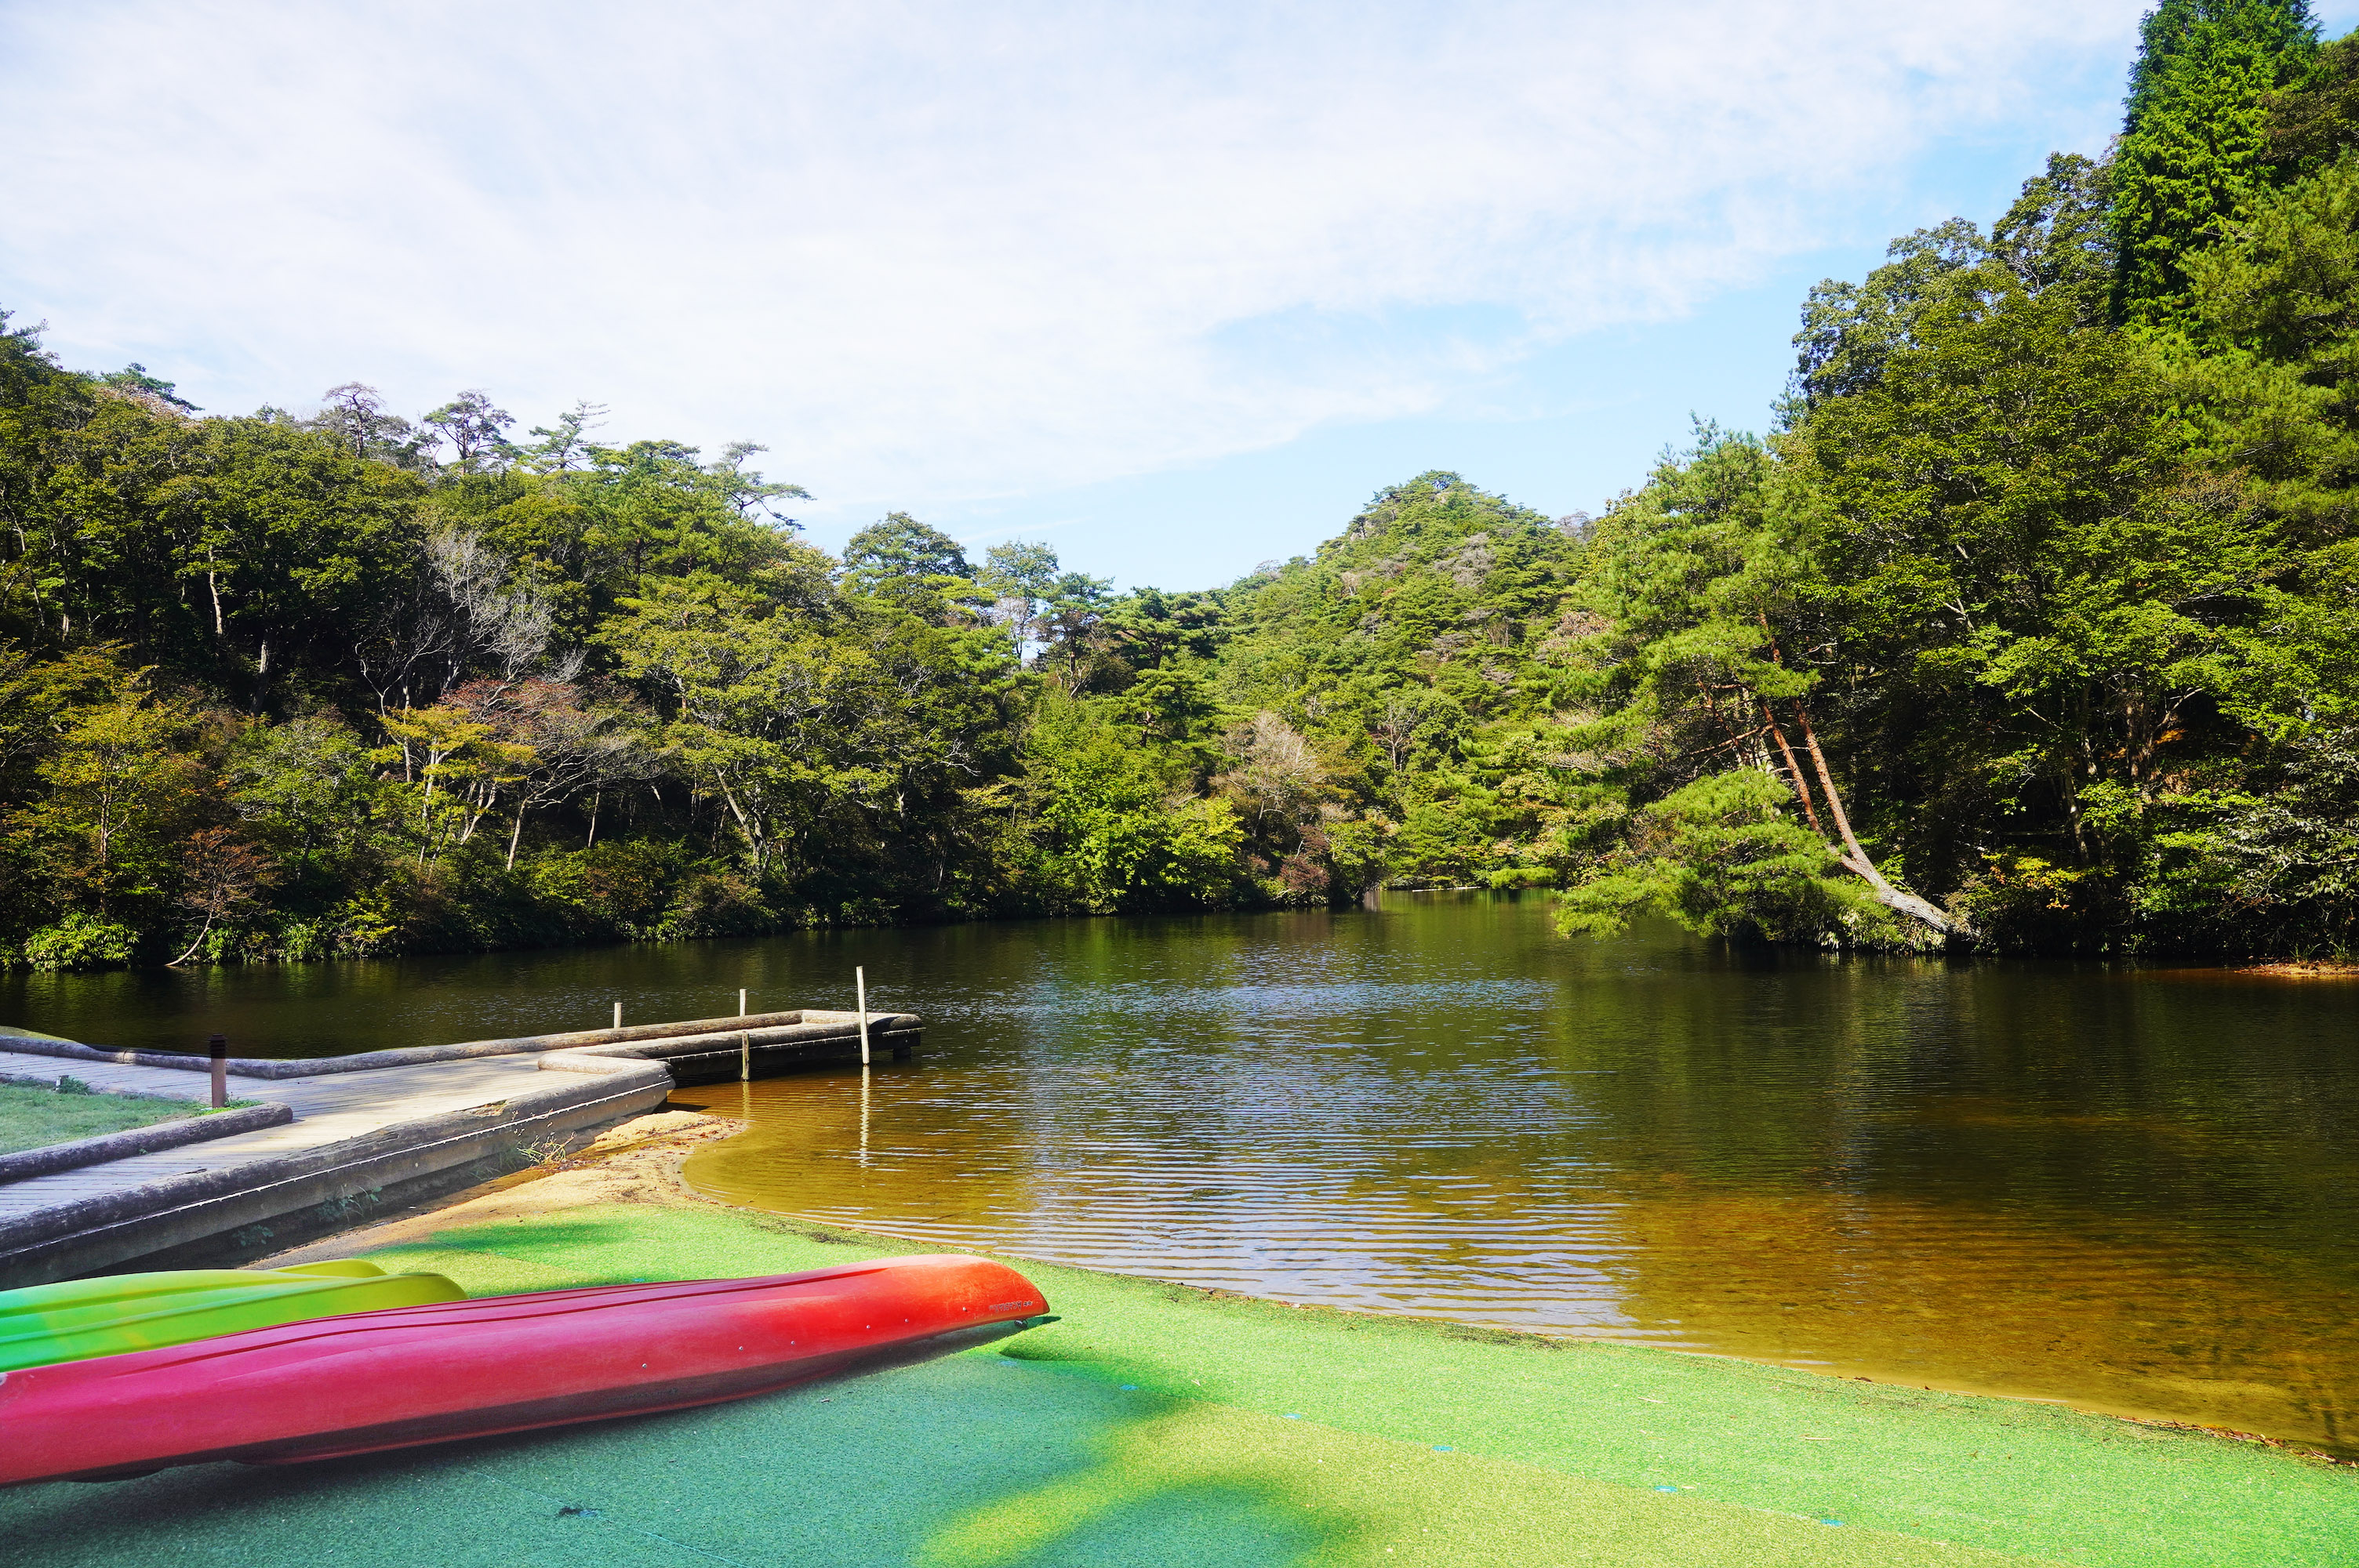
{"left": 0, "top": 1007, "right": 918, "bottom": 1288}
{"left": 0, "top": 1051, "right": 558, "bottom": 1217}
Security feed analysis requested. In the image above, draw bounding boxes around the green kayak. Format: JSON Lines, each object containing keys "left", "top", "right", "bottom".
{"left": 0, "top": 1259, "right": 467, "bottom": 1372}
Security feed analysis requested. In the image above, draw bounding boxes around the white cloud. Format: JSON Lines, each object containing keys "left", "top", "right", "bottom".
{"left": 2, "top": 1, "right": 2140, "bottom": 519}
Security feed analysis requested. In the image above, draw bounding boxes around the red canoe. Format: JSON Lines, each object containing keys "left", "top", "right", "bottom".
{"left": 0, "top": 1254, "right": 1049, "bottom": 1486}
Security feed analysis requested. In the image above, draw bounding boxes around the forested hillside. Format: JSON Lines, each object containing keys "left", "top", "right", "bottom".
{"left": 5, "top": 0, "right": 2357, "bottom": 966}
{"left": 1545, "top": 0, "right": 2359, "bottom": 956}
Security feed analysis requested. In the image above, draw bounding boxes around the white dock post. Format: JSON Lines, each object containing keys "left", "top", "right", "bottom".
{"left": 856, "top": 966, "right": 871, "bottom": 1067}
{"left": 738, "top": 987, "right": 747, "bottom": 1017}
{"left": 612, "top": 1000, "right": 622, "bottom": 1030}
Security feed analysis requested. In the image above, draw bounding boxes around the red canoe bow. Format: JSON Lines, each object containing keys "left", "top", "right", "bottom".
{"left": 0, "top": 1254, "right": 1049, "bottom": 1486}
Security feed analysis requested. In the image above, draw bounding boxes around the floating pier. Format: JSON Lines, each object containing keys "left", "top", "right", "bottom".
{"left": 0, "top": 1007, "right": 918, "bottom": 1289}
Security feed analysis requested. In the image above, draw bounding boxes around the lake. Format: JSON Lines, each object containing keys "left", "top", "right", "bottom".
{"left": 9, "top": 894, "right": 2355, "bottom": 1454}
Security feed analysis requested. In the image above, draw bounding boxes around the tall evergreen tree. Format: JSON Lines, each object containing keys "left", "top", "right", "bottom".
{"left": 2110, "top": 0, "right": 2318, "bottom": 328}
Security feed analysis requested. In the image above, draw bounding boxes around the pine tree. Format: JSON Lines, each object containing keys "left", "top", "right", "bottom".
{"left": 2110, "top": 0, "right": 2318, "bottom": 328}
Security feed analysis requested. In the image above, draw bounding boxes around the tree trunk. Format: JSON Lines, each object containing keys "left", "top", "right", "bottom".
{"left": 168, "top": 914, "right": 214, "bottom": 968}
{"left": 507, "top": 804, "right": 526, "bottom": 871}
{"left": 1760, "top": 703, "right": 1827, "bottom": 837}
{"left": 1790, "top": 701, "right": 1957, "bottom": 935}
{"left": 709, "top": 771, "right": 765, "bottom": 873}
{"left": 1754, "top": 610, "right": 1957, "bottom": 938}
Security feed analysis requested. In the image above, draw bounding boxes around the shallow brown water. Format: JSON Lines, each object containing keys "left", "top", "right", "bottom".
{"left": 665, "top": 896, "right": 2359, "bottom": 1454}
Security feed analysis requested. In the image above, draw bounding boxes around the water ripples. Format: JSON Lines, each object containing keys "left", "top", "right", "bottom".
{"left": 674, "top": 899, "right": 2359, "bottom": 1454}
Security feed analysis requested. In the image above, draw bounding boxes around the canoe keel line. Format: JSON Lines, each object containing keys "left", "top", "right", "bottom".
{"left": 0, "top": 1254, "right": 1049, "bottom": 1486}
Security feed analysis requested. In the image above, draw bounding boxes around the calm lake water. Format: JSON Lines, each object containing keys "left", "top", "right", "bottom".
{"left": 9, "top": 895, "right": 2357, "bottom": 1453}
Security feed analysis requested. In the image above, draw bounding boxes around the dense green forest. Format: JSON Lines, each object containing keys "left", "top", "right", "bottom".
{"left": 5, "top": 0, "right": 2357, "bottom": 967}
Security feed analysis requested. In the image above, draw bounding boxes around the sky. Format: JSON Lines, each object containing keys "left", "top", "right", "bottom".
{"left": 6, "top": 2, "right": 2358, "bottom": 591}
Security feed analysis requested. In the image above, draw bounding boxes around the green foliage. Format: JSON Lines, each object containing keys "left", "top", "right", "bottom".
{"left": 1005, "top": 695, "right": 1246, "bottom": 913}
{"left": 601, "top": 569, "right": 1016, "bottom": 903}
{"left": 1796, "top": 155, "right": 2114, "bottom": 414}
{"left": 10, "top": 13, "right": 2359, "bottom": 964}
{"left": 0, "top": 306, "right": 60, "bottom": 407}
{"left": 841, "top": 512, "right": 971, "bottom": 603}
{"left": 1555, "top": 771, "right": 1895, "bottom": 946}
{"left": 2111, "top": 0, "right": 2317, "bottom": 328}
{"left": 2173, "top": 151, "right": 2359, "bottom": 528}
{"left": 98, "top": 363, "right": 198, "bottom": 412}
{"left": 1541, "top": 12, "right": 2359, "bottom": 959}
{"left": 23, "top": 913, "right": 139, "bottom": 970}
{"left": 2265, "top": 31, "right": 2359, "bottom": 172}
{"left": 1, "top": 394, "right": 423, "bottom": 703}
{"left": 528, "top": 840, "right": 680, "bottom": 938}
{"left": 2126, "top": 728, "right": 2359, "bottom": 951}
{"left": 228, "top": 711, "right": 380, "bottom": 873}
{"left": 1807, "top": 274, "right": 2256, "bottom": 852}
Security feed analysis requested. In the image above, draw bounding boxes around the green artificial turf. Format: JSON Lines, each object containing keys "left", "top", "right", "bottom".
{"left": 0, "top": 1079, "right": 209, "bottom": 1155}
{"left": 3, "top": 1203, "right": 2354, "bottom": 1566}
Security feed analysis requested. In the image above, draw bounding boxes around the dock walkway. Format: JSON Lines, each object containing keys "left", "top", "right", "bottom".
{"left": 0, "top": 1049, "right": 548, "bottom": 1224}
{"left": 0, "top": 1009, "right": 919, "bottom": 1285}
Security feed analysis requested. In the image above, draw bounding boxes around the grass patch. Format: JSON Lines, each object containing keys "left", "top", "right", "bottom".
{"left": 0, "top": 1079, "right": 213, "bottom": 1156}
